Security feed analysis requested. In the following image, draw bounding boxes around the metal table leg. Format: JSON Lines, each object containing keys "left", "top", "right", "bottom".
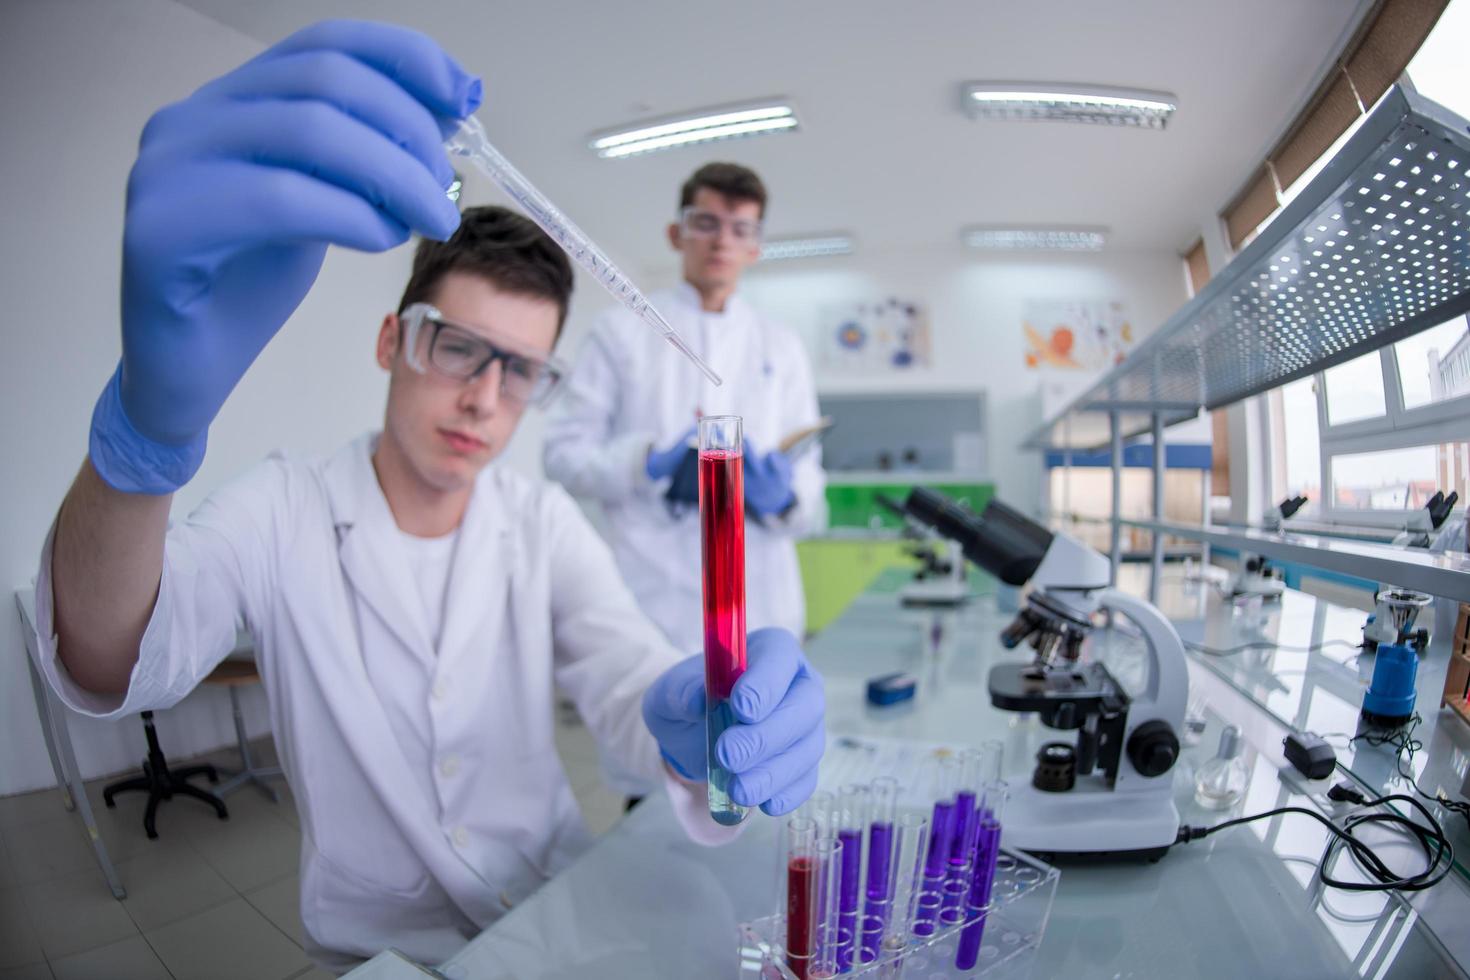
{"left": 15, "top": 590, "right": 127, "bottom": 900}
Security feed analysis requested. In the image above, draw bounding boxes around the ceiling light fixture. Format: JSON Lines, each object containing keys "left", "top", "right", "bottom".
{"left": 962, "top": 226, "right": 1108, "bottom": 251}
{"left": 759, "top": 235, "right": 856, "bottom": 262}
{"left": 591, "top": 101, "right": 799, "bottom": 158}
{"left": 963, "top": 82, "right": 1177, "bottom": 128}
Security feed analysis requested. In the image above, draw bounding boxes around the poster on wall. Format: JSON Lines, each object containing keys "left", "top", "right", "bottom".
{"left": 1023, "top": 300, "right": 1134, "bottom": 370}
{"left": 820, "top": 298, "right": 932, "bottom": 373}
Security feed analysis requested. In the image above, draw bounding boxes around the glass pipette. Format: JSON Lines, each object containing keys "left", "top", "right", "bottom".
{"left": 446, "top": 116, "right": 722, "bottom": 386}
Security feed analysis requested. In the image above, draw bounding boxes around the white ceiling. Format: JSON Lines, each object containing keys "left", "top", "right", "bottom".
{"left": 174, "top": 0, "right": 1372, "bottom": 269}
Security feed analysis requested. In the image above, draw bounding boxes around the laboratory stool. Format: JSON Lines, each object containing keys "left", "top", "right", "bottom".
{"left": 202, "top": 659, "right": 284, "bottom": 802}
{"left": 103, "top": 710, "right": 228, "bottom": 839}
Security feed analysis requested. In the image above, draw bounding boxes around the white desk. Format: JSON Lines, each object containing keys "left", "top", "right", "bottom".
{"left": 349, "top": 569, "right": 1470, "bottom": 978}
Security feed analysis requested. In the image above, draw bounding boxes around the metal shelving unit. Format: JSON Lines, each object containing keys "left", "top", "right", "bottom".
{"left": 1025, "top": 81, "right": 1470, "bottom": 599}
{"left": 1025, "top": 81, "right": 1470, "bottom": 451}
{"left": 1123, "top": 517, "right": 1470, "bottom": 601}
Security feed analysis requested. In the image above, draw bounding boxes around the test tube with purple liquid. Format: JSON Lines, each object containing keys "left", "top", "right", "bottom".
{"left": 938, "top": 749, "right": 988, "bottom": 926}
{"left": 913, "top": 755, "right": 960, "bottom": 936}
{"left": 859, "top": 776, "right": 898, "bottom": 962}
{"left": 835, "top": 785, "right": 867, "bottom": 971}
{"left": 955, "top": 782, "right": 1008, "bottom": 971}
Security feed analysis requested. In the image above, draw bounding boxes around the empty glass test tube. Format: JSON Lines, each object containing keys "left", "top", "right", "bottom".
{"left": 808, "top": 837, "right": 845, "bottom": 980}
{"left": 880, "top": 811, "right": 931, "bottom": 963}
{"left": 803, "top": 790, "right": 836, "bottom": 840}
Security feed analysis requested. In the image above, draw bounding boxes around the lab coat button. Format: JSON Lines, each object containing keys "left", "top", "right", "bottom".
{"left": 439, "top": 756, "right": 460, "bottom": 778}
{"left": 431, "top": 681, "right": 448, "bottom": 702}
{"left": 452, "top": 827, "right": 469, "bottom": 848}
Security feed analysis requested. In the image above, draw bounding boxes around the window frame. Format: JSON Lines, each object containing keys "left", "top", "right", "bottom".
{"left": 1293, "top": 318, "right": 1470, "bottom": 527}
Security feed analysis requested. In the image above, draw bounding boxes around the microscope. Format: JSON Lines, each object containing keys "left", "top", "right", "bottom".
{"left": 875, "top": 494, "right": 970, "bottom": 607}
{"left": 1226, "top": 496, "right": 1310, "bottom": 599}
{"left": 902, "top": 488, "right": 1188, "bottom": 860}
{"left": 1390, "top": 490, "right": 1461, "bottom": 550}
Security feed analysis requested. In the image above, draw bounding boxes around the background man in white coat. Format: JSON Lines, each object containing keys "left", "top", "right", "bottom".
{"left": 544, "top": 163, "right": 827, "bottom": 654}
{"left": 31, "top": 21, "right": 824, "bottom": 973}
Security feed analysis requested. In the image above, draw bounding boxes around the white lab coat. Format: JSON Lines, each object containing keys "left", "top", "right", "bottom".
{"left": 30, "top": 434, "right": 725, "bottom": 972}
{"left": 544, "top": 283, "right": 827, "bottom": 654}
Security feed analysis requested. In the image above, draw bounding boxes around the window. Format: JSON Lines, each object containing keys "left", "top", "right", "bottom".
{"left": 1268, "top": 308, "right": 1470, "bottom": 523}
{"left": 1405, "top": 0, "right": 1470, "bottom": 119}
{"left": 1330, "top": 444, "right": 1441, "bottom": 510}
{"left": 1278, "top": 377, "right": 1321, "bottom": 515}
{"left": 1184, "top": 239, "right": 1209, "bottom": 298}
{"left": 1393, "top": 315, "right": 1470, "bottom": 409}
{"left": 1322, "top": 350, "right": 1387, "bottom": 425}
{"left": 1221, "top": 1, "right": 1453, "bottom": 252}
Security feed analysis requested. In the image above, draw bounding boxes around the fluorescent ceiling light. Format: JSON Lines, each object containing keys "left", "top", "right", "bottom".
{"left": 591, "top": 101, "right": 799, "bottom": 158}
{"left": 963, "top": 82, "right": 1177, "bottom": 128}
{"left": 759, "top": 235, "right": 856, "bottom": 262}
{"left": 962, "top": 226, "right": 1108, "bottom": 251}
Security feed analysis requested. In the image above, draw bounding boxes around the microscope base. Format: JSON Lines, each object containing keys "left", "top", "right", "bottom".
{"left": 1003, "top": 781, "right": 1180, "bottom": 861}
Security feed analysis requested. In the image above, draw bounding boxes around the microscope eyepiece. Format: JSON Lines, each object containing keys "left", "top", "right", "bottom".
{"left": 903, "top": 488, "right": 1053, "bottom": 586}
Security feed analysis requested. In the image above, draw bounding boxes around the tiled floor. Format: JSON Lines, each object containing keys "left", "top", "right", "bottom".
{"left": 0, "top": 710, "right": 626, "bottom": 980}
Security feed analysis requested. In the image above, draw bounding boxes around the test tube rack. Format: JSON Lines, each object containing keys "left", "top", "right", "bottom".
{"left": 737, "top": 844, "right": 1058, "bottom": 979}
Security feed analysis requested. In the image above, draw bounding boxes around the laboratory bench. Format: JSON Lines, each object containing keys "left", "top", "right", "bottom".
{"left": 349, "top": 568, "right": 1470, "bottom": 979}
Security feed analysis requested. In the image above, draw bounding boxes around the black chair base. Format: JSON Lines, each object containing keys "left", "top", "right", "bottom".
{"left": 103, "top": 710, "right": 228, "bottom": 839}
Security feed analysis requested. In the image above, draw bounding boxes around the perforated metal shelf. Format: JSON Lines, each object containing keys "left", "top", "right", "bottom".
{"left": 1026, "top": 82, "right": 1470, "bottom": 450}
{"left": 1121, "top": 518, "right": 1470, "bottom": 601}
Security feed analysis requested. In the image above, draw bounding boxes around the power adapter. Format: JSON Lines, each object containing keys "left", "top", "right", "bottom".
{"left": 1283, "top": 731, "right": 1337, "bottom": 780}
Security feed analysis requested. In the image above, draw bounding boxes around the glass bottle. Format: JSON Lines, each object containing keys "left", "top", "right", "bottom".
{"left": 1194, "top": 725, "right": 1249, "bottom": 810}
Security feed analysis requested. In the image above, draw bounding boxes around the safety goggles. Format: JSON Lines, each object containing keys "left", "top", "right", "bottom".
{"left": 679, "top": 207, "right": 763, "bottom": 243}
{"left": 399, "top": 303, "right": 566, "bottom": 407}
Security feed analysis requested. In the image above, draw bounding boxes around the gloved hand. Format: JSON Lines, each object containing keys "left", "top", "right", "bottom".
{"left": 642, "top": 628, "right": 825, "bottom": 816}
{"left": 92, "top": 20, "right": 481, "bottom": 493}
{"left": 646, "top": 426, "right": 697, "bottom": 481}
{"left": 743, "top": 439, "right": 797, "bottom": 517}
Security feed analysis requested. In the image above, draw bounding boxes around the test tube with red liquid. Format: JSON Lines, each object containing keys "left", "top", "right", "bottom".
{"left": 782, "top": 817, "right": 819, "bottom": 980}
{"left": 699, "top": 415, "right": 749, "bottom": 827}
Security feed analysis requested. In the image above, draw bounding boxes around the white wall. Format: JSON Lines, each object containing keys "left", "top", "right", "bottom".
{"left": 735, "top": 246, "right": 1188, "bottom": 509}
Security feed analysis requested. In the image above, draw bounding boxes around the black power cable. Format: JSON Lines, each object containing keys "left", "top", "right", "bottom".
{"left": 1176, "top": 789, "right": 1454, "bottom": 892}
{"left": 1350, "top": 715, "right": 1470, "bottom": 835}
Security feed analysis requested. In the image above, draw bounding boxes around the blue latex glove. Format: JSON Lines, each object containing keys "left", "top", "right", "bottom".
{"left": 646, "top": 426, "right": 697, "bottom": 481}
{"left": 92, "top": 20, "right": 480, "bottom": 493}
{"left": 642, "top": 628, "right": 825, "bottom": 816}
{"left": 743, "top": 439, "right": 797, "bottom": 517}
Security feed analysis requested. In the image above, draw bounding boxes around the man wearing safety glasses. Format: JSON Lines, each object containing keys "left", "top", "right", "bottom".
{"left": 545, "top": 163, "right": 828, "bottom": 665}
{"left": 29, "top": 21, "right": 824, "bottom": 972}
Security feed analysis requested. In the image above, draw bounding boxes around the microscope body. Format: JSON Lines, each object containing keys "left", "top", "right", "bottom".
{"left": 902, "top": 489, "right": 1189, "bottom": 858}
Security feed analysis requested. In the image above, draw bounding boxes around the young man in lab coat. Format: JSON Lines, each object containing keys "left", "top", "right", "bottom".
{"left": 544, "top": 164, "right": 828, "bottom": 653}
{"left": 30, "top": 21, "right": 824, "bottom": 973}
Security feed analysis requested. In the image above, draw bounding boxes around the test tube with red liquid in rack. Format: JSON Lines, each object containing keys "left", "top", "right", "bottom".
{"left": 699, "top": 415, "right": 749, "bottom": 826}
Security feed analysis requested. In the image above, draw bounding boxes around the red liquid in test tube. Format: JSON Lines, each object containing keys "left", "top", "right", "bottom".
{"left": 699, "top": 416, "right": 749, "bottom": 826}
{"left": 786, "top": 854, "right": 815, "bottom": 979}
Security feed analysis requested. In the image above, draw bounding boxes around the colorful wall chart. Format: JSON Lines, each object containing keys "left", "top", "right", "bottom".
{"left": 1023, "top": 300, "right": 1134, "bottom": 370}
{"left": 820, "top": 298, "right": 932, "bottom": 373}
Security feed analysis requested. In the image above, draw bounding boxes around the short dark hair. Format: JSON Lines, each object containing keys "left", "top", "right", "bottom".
{"left": 397, "top": 205, "right": 573, "bottom": 333}
{"left": 679, "top": 163, "right": 767, "bottom": 218}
